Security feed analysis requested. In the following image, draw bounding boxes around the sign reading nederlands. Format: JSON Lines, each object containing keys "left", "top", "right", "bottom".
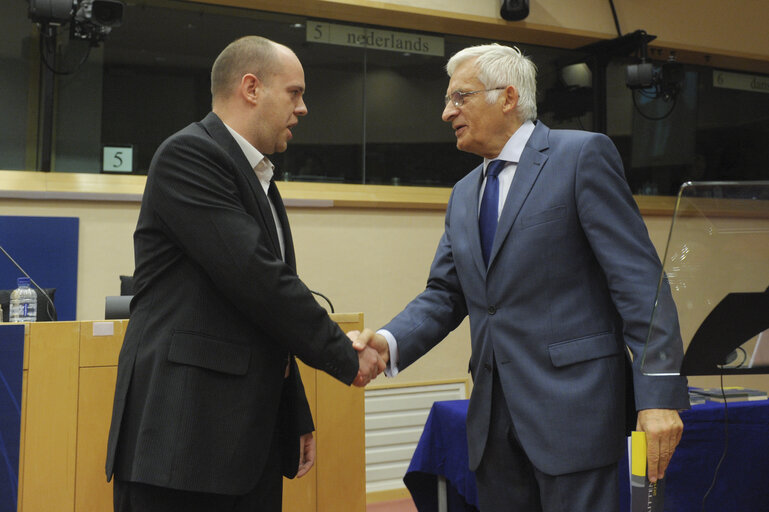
{"left": 307, "top": 20, "right": 444, "bottom": 57}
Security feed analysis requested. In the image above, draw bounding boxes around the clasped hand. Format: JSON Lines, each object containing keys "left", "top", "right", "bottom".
{"left": 347, "top": 329, "right": 390, "bottom": 387}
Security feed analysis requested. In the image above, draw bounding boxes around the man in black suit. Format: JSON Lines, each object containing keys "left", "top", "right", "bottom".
{"left": 105, "top": 36, "right": 383, "bottom": 512}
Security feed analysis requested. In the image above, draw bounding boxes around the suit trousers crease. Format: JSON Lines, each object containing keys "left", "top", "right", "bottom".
{"left": 474, "top": 366, "right": 619, "bottom": 512}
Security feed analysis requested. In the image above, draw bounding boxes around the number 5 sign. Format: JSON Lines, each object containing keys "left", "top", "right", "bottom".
{"left": 102, "top": 145, "right": 134, "bottom": 173}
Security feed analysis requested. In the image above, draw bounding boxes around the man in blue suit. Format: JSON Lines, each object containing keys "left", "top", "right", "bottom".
{"left": 354, "top": 44, "right": 689, "bottom": 511}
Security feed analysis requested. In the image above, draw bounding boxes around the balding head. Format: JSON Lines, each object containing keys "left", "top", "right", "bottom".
{"left": 210, "top": 36, "right": 307, "bottom": 154}
{"left": 210, "top": 36, "right": 281, "bottom": 108}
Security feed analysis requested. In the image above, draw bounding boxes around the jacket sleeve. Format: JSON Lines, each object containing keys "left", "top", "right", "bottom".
{"left": 144, "top": 128, "right": 359, "bottom": 384}
{"left": 382, "top": 187, "right": 469, "bottom": 370}
{"left": 279, "top": 358, "right": 314, "bottom": 478}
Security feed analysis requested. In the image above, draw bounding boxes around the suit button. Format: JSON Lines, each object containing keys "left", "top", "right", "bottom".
{"left": 487, "top": 305, "right": 496, "bottom": 315}
{"left": 484, "top": 363, "right": 492, "bottom": 372}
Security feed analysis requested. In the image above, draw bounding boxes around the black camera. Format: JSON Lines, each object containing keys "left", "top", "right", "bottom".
{"left": 73, "top": 0, "right": 123, "bottom": 42}
{"left": 626, "top": 59, "right": 684, "bottom": 101}
{"left": 29, "top": 0, "right": 123, "bottom": 44}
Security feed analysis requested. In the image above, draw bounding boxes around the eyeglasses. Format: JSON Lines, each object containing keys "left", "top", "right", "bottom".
{"left": 444, "top": 87, "right": 507, "bottom": 107}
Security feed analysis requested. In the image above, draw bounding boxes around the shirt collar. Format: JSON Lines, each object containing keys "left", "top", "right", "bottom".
{"left": 223, "top": 122, "right": 274, "bottom": 186}
{"left": 483, "top": 119, "right": 536, "bottom": 170}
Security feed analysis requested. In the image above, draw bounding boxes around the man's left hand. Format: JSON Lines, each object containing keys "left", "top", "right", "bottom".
{"left": 636, "top": 408, "right": 683, "bottom": 483}
{"left": 296, "top": 432, "right": 315, "bottom": 478}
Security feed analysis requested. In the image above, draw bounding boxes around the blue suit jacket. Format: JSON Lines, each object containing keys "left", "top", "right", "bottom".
{"left": 384, "top": 121, "right": 689, "bottom": 475}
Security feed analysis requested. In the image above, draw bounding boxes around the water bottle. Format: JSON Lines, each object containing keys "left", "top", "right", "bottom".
{"left": 9, "top": 277, "right": 37, "bottom": 323}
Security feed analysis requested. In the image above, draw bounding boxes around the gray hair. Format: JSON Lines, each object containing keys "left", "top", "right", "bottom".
{"left": 446, "top": 43, "right": 537, "bottom": 121}
{"left": 210, "top": 36, "right": 280, "bottom": 105}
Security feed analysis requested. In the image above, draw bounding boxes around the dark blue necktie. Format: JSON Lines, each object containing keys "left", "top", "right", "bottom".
{"left": 479, "top": 160, "right": 507, "bottom": 267}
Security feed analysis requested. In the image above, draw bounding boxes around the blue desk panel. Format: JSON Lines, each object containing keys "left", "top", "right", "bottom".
{"left": 0, "top": 216, "right": 79, "bottom": 320}
{"left": 0, "top": 324, "right": 25, "bottom": 512}
{"left": 405, "top": 399, "right": 769, "bottom": 512}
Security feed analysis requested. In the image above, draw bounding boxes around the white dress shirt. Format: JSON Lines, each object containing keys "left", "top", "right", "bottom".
{"left": 224, "top": 123, "right": 286, "bottom": 261}
{"left": 478, "top": 119, "right": 536, "bottom": 218}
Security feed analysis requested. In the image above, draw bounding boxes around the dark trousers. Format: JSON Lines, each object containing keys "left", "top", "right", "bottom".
{"left": 474, "top": 370, "right": 619, "bottom": 512}
{"left": 113, "top": 428, "right": 283, "bottom": 512}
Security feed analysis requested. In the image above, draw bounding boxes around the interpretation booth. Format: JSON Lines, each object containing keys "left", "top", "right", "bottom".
{"left": 0, "top": 314, "right": 366, "bottom": 512}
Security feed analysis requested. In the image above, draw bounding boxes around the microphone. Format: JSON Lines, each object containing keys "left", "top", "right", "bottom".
{"left": 0, "top": 244, "right": 58, "bottom": 321}
{"left": 310, "top": 289, "right": 334, "bottom": 313}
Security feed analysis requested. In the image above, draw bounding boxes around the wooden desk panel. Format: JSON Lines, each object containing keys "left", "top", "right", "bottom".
{"left": 316, "top": 314, "right": 366, "bottom": 512}
{"left": 20, "top": 322, "right": 80, "bottom": 512}
{"left": 18, "top": 315, "right": 365, "bottom": 512}
{"left": 75, "top": 366, "right": 118, "bottom": 511}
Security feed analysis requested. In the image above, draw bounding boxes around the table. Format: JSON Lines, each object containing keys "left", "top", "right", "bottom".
{"left": 404, "top": 400, "right": 478, "bottom": 512}
{"left": 404, "top": 398, "right": 769, "bottom": 512}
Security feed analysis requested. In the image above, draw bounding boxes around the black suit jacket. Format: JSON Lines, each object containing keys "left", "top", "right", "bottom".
{"left": 105, "top": 112, "right": 359, "bottom": 495}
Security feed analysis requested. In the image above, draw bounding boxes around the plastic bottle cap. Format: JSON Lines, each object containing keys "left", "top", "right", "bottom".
{"left": 17, "top": 277, "right": 30, "bottom": 287}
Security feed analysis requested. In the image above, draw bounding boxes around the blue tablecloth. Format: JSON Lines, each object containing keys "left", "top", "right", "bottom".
{"left": 404, "top": 398, "right": 769, "bottom": 512}
{"left": 404, "top": 400, "right": 479, "bottom": 512}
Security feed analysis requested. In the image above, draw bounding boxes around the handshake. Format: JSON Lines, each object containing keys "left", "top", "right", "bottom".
{"left": 347, "top": 329, "right": 390, "bottom": 387}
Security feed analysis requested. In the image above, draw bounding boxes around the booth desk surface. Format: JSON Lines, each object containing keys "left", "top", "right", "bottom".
{"left": 404, "top": 399, "right": 769, "bottom": 512}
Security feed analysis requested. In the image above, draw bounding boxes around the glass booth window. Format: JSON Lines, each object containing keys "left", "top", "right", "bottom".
{"left": 1, "top": 1, "right": 37, "bottom": 171}
{"left": 2, "top": 0, "right": 596, "bottom": 187}
{"left": 605, "top": 59, "right": 769, "bottom": 196}
{"left": 2, "top": 0, "right": 767, "bottom": 190}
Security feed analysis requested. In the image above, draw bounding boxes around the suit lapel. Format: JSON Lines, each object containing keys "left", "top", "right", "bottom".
{"left": 458, "top": 164, "right": 488, "bottom": 277}
{"left": 268, "top": 181, "right": 297, "bottom": 270}
{"left": 201, "top": 112, "right": 284, "bottom": 260}
{"left": 487, "top": 122, "right": 550, "bottom": 270}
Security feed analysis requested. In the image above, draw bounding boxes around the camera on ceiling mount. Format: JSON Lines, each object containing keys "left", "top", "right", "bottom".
{"left": 29, "top": 0, "right": 124, "bottom": 46}
{"left": 627, "top": 56, "right": 684, "bottom": 101}
{"left": 625, "top": 31, "right": 683, "bottom": 101}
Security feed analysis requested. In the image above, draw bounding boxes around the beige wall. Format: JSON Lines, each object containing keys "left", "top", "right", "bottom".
{"left": 2, "top": 193, "right": 767, "bottom": 392}
{"left": 0, "top": 195, "right": 470, "bottom": 386}
{"left": 288, "top": 206, "right": 472, "bottom": 386}
{"left": 1, "top": 197, "right": 137, "bottom": 322}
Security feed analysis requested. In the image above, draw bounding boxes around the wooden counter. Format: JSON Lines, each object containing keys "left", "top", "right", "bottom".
{"left": 17, "top": 314, "right": 365, "bottom": 512}
{"left": 0, "top": 169, "right": 676, "bottom": 215}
